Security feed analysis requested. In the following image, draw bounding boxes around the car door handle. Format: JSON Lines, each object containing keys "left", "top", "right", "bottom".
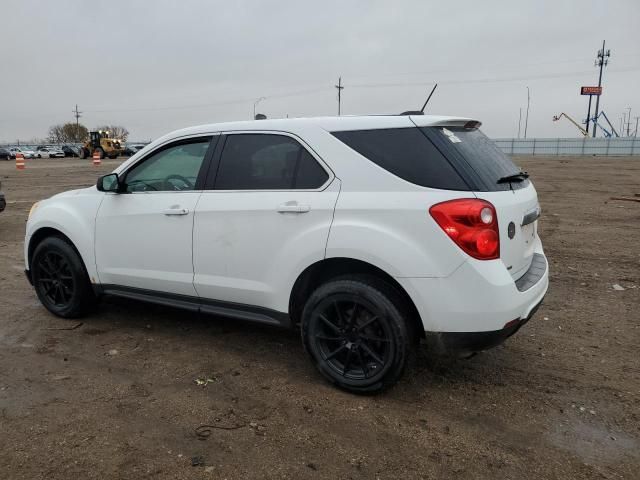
{"left": 163, "top": 207, "right": 189, "bottom": 216}
{"left": 277, "top": 203, "right": 310, "bottom": 213}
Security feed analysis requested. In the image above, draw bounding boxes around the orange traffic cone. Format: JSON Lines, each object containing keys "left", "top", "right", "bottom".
{"left": 92, "top": 151, "right": 102, "bottom": 166}
{"left": 15, "top": 152, "right": 25, "bottom": 170}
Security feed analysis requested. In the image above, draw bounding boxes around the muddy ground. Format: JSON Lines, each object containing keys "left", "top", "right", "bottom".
{"left": 0, "top": 155, "right": 638, "bottom": 479}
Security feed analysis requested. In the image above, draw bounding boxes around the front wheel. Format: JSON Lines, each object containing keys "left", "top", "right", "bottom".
{"left": 31, "top": 236, "right": 96, "bottom": 318}
{"left": 301, "top": 276, "right": 412, "bottom": 394}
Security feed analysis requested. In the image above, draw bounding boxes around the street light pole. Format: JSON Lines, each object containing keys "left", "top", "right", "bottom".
{"left": 517, "top": 107, "right": 522, "bottom": 138}
{"left": 253, "top": 97, "right": 266, "bottom": 119}
{"left": 524, "top": 87, "right": 530, "bottom": 139}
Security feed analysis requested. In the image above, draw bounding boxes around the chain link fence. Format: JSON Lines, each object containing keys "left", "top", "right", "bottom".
{"left": 494, "top": 137, "right": 640, "bottom": 156}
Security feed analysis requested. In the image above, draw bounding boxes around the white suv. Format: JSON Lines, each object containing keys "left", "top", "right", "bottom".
{"left": 24, "top": 115, "right": 548, "bottom": 393}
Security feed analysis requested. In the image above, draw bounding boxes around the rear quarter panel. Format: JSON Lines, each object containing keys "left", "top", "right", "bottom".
{"left": 326, "top": 191, "right": 472, "bottom": 278}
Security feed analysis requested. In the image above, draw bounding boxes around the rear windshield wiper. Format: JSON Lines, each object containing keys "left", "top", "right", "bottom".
{"left": 497, "top": 171, "right": 529, "bottom": 184}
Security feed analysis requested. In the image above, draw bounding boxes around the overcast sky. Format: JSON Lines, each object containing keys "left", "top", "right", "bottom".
{"left": 1, "top": 0, "right": 638, "bottom": 142}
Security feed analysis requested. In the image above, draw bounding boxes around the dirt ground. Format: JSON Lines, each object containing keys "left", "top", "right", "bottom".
{"left": 0, "top": 155, "right": 638, "bottom": 479}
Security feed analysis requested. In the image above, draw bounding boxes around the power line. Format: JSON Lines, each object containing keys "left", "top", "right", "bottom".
{"left": 349, "top": 66, "right": 640, "bottom": 89}
{"left": 1, "top": 67, "right": 638, "bottom": 124}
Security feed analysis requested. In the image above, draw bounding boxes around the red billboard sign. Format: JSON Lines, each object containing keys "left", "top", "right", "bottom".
{"left": 581, "top": 86, "right": 602, "bottom": 95}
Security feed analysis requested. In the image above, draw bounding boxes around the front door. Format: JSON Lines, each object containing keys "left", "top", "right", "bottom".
{"left": 95, "top": 136, "right": 215, "bottom": 296}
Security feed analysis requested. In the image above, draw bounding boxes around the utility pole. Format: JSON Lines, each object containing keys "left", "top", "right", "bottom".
{"left": 625, "top": 107, "right": 632, "bottom": 137}
{"left": 634, "top": 116, "right": 639, "bottom": 137}
{"left": 72, "top": 104, "right": 82, "bottom": 142}
{"left": 619, "top": 116, "right": 624, "bottom": 136}
{"left": 517, "top": 107, "right": 522, "bottom": 138}
{"left": 592, "top": 40, "right": 610, "bottom": 137}
{"left": 335, "top": 77, "right": 344, "bottom": 116}
{"left": 524, "top": 87, "right": 530, "bottom": 139}
{"left": 585, "top": 94, "right": 593, "bottom": 135}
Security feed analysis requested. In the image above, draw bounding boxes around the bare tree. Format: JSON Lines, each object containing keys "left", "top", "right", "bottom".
{"left": 48, "top": 125, "right": 65, "bottom": 143}
{"left": 47, "top": 123, "right": 89, "bottom": 143}
{"left": 95, "top": 125, "right": 129, "bottom": 141}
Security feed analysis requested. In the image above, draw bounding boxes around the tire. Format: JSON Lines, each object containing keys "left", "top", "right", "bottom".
{"left": 31, "top": 236, "right": 96, "bottom": 318}
{"left": 301, "top": 275, "right": 412, "bottom": 394}
{"left": 96, "top": 147, "right": 105, "bottom": 159}
{"left": 79, "top": 148, "right": 87, "bottom": 159}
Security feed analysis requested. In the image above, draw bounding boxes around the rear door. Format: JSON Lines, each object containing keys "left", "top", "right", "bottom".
{"left": 192, "top": 132, "right": 338, "bottom": 312}
{"left": 95, "top": 136, "right": 216, "bottom": 295}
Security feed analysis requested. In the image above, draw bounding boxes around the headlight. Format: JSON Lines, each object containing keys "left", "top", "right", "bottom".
{"left": 29, "top": 202, "right": 40, "bottom": 219}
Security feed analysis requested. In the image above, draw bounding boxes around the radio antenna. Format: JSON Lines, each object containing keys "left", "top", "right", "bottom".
{"left": 420, "top": 84, "right": 438, "bottom": 113}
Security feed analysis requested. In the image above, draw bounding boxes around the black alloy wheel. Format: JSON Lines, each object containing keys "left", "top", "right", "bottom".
{"left": 311, "top": 294, "right": 393, "bottom": 382}
{"left": 35, "top": 250, "right": 75, "bottom": 307}
{"left": 302, "top": 276, "right": 411, "bottom": 393}
{"left": 32, "top": 236, "right": 96, "bottom": 318}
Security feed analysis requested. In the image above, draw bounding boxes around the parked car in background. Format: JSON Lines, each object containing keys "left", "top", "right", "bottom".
{"left": 36, "top": 146, "right": 65, "bottom": 158}
{"left": 24, "top": 115, "right": 547, "bottom": 393}
{"left": 9, "top": 147, "right": 37, "bottom": 159}
{"left": 123, "top": 144, "right": 146, "bottom": 157}
{"left": 122, "top": 145, "right": 136, "bottom": 157}
{"left": 61, "top": 145, "right": 80, "bottom": 157}
{"left": 0, "top": 180, "right": 5, "bottom": 212}
{"left": 0, "top": 148, "right": 11, "bottom": 160}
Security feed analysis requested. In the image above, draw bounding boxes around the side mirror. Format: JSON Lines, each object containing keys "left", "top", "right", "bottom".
{"left": 97, "top": 173, "right": 121, "bottom": 193}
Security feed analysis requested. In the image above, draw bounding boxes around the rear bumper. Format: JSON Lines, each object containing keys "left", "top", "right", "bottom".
{"left": 424, "top": 296, "right": 544, "bottom": 356}
{"left": 397, "top": 239, "right": 548, "bottom": 336}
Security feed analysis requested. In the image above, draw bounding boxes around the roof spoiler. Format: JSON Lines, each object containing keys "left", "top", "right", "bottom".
{"left": 409, "top": 117, "right": 483, "bottom": 130}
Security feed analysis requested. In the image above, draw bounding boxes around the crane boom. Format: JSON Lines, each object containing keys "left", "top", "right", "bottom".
{"left": 552, "top": 113, "right": 589, "bottom": 137}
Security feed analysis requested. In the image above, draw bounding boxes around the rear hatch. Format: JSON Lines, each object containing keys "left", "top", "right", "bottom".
{"left": 413, "top": 119, "right": 539, "bottom": 279}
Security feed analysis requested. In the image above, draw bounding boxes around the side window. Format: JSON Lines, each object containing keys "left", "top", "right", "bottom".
{"left": 295, "top": 149, "right": 329, "bottom": 189}
{"left": 332, "top": 128, "right": 468, "bottom": 190}
{"left": 214, "top": 134, "right": 328, "bottom": 190}
{"left": 125, "top": 138, "right": 211, "bottom": 192}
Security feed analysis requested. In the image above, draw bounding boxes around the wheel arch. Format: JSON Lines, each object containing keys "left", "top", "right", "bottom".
{"left": 27, "top": 227, "right": 94, "bottom": 284}
{"left": 288, "top": 257, "right": 424, "bottom": 338}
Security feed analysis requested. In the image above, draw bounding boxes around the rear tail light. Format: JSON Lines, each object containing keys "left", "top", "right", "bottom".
{"left": 429, "top": 199, "right": 500, "bottom": 260}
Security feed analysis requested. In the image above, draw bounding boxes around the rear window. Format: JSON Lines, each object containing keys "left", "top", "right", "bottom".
{"left": 332, "top": 126, "right": 527, "bottom": 192}
{"left": 331, "top": 128, "right": 469, "bottom": 190}
{"left": 420, "top": 127, "right": 528, "bottom": 191}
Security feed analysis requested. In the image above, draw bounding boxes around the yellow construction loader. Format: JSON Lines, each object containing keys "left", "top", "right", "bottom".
{"left": 79, "top": 131, "right": 123, "bottom": 159}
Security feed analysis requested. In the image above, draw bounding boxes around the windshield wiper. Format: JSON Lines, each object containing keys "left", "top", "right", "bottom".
{"left": 497, "top": 171, "right": 529, "bottom": 184}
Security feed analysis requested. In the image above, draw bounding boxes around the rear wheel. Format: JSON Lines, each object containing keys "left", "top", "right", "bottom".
{"left": 79, "top": 148, "right": 87, "bottom": 159}
{"left": 31, "top": 237, "right": 96, "bottom": 318}
{"left": 301, "top": 276, "right": 412, "bottom": 393}
{"left": 95, "top": 147, "right": 105, "bottom": 159}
